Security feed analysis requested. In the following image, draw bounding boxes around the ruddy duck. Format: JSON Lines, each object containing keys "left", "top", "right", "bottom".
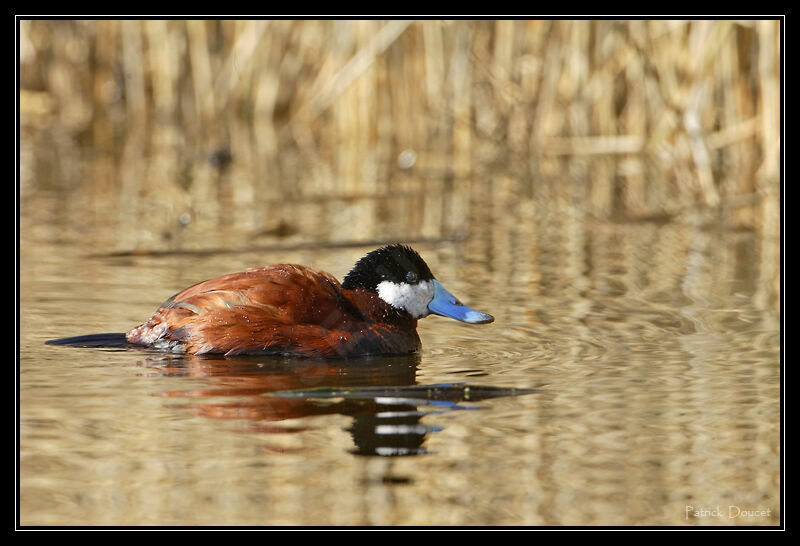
{"left": 47, "top": 245, "right": 493, "bottom": 357}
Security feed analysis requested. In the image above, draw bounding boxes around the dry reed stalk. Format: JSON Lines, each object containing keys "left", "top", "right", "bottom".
{"left": 186, "top": 20, "right": 216, "bottom": 126}
{"left": 755, "top": 20, "right": 781, "bottom": 312}
{"left": 18, "top": 19, "right": 781, "bottom": 231}
{"left": 290, "top": 20, "right": 411, "bottom": 127}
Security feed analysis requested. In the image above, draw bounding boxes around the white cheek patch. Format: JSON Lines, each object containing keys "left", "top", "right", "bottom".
{"left": 376, "top": 280, "right": 434, "bottom": 318}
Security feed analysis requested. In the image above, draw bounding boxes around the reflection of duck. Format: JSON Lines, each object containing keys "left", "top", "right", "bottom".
{"left": 140, "top": 353, "right": 430, "bottom": 455}
{"left": 139, "top": 353, "right": 421, "bottom": 423}
{"left": 49, "top": 245, "right": 493, "bottom": 357}
{"left": 137, "top": 354, "right": 536, "bottom": 457}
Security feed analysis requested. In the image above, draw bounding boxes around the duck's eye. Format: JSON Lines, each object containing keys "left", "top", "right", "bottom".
{"left": 405, "top": 271, "right": 418, "bottom": 284}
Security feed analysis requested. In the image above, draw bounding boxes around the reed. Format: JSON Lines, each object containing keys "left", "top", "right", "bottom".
{"left": 19, "top": 20, "right": 780, "bottom": 193}
{"left": 19, "top": 19, "right": 781, "bottom": 282}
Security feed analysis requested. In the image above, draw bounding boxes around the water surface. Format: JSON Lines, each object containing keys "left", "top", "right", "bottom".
{"left": 19, "top": 188, "right": 780, "bottom": 526}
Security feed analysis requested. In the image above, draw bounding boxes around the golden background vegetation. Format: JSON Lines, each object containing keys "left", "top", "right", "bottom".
{"left": 19, "top": 19, "right": 781, "bottom": 304}
{"left": 19, "top": 20, "right": 780, "bottom": 201}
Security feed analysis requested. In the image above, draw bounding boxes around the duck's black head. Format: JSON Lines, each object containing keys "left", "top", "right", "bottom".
{"left": 342, "top": 244, "right": 493, "bottom": 324}
{"left": 342, "top": 244, "right": 434, "bottom": 291}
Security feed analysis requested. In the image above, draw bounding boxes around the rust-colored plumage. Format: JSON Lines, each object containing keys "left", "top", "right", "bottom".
{"left": 49, "top": 245, "right": 493, "bottom": 358}
{"left": 125, "top": 264, "right": 421, "bottom": 357}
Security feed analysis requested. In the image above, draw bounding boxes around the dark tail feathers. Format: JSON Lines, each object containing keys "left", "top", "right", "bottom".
{"left": 45, "top": 333, "right": 132, "bottom": 349}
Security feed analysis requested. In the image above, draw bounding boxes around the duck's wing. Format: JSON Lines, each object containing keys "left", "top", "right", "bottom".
{"left": 126, "top": 265, "right": 353, "bottom": 355}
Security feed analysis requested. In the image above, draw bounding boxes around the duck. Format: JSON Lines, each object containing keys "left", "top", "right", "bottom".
{"left": 48, "top": 245, "right": 493, "bottom": 358}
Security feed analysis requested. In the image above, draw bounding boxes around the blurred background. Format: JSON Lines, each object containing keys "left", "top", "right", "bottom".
{"left": 18, "top": 19, "right": 782, "bottom": 526}
{"left": 19, "top": 20, "right": 780, "bottom": 307}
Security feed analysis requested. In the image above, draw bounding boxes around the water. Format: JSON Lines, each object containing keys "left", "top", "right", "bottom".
{"left": 19, "top": 185, "right": 781, "bottom": 527}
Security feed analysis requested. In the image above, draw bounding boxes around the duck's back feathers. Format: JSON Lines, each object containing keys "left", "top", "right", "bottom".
{"left": 126, "top": 264, "right": 420, "bottom": 357}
